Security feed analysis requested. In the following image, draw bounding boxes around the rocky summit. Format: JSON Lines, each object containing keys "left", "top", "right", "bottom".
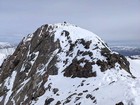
{"left": 0, "top": 23, "right": 140, "bottom": 105}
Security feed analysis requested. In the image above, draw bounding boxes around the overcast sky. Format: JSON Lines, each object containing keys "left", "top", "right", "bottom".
{"left": 0, "top": 0, "right": 140, "bottom": 44}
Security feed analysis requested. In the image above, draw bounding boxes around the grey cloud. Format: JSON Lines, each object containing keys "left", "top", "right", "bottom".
{"left": 0, "top": 0, "right": 140, "bottom": 43}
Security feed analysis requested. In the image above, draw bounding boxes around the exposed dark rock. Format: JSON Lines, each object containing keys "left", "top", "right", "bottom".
{"left": 86, "top": 94, "right": 95, "bottom": 100}
{"left": 96, "top": 60, "right": 108, "bottom": 72}
{"left": 56, "top": 101, "right": 61, "bottom": 105}
{"left": 53, "top": 88, "right": 59, "bottom": 94}
{"left": 69, "top": 43, "right": 75, "bottom": 52}
{"left": 93, "top": 100, "right": 97, "bottom": 104}
{"left": 74, "top": 97, "right": 81, "bottom": 103}
{"left": 116, "top": 102, "right": 124, "bottom": 105}
{"left": 82, "top": 51, "right": 93, "bottom": 57}
{"left": 45, "top": 98, "right": 54, "bottom": 105}
{"left": 76, "top": 39, "right": 91, "bottom": 49}
{"left": 76, "top": 102, "right": 81, "bottom": 105}
{"left": 84, "top": 41, "right": 92, "bottom": 49}
{"left": 46, "top": 56, "right": 58, "bottom": 75}
{"left": 28, "top": 53, "right": 36, "bottom": 61}
{"left": 97, "top": 48, "right": 131, "bottom": 74}
{"left": 93, "top": 88, "right": 99, "bottom": 91}
{"left": 67, "top": 93, "right": 77, "bottom": 99}
{"left": 24, "top": 62, "right": 32, "bottom": 72}
{"left": 63, "top": 30, "right": 70, "bottom": 38}
{"left": 63, "top": 58, "right": 96, "bottom": 78}
{"left": 83, "top": 90, "right": 88, "bottom": 93}
{"left": 0, "top": 86, "right": 8, "bottom": 96}
{"left": 63, "top": 99, "right": 71, "bottom": 104}
{"left": 81, "top": 82, "right": 84, "bottom": 86}
{"left": 78, "top": 93, "right": 83, "bottom": 96}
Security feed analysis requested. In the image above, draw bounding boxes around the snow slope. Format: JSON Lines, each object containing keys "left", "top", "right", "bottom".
{"left": 128, "top": 58, "right": 140, "bottom": 78}
{"left": 0, "top": 53, "right": 6, "bottom": 65}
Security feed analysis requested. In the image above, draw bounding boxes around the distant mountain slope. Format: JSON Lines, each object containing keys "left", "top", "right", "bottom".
{"left": 0, "top": 23, "right": 140, "bottom": 105}
{"left": 111, "top": 46, "right": 140, "bottom": 56}
{"left": 0, "top": 42, "right": 15, "bottom": 65}
{"left": 0, "top": 42, "right": 12, "bottom": 48}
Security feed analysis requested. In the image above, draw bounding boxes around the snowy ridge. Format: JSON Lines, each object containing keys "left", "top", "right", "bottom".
{"left": 53, "top": 23, "right": 109, "bottom": 48}
{"left": 0, "top": 23, "right": 140, "bottom": 105}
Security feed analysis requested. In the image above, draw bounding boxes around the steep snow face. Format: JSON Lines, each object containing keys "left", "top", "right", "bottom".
{"left": 0, "top": 23, "right": 139, "bottom": 105}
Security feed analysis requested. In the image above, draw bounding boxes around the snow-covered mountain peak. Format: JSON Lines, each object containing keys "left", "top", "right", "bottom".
{"left": 53, "top": 22, "right": 99, "bottom": 41}
{"left": 0, "top": 23, "right": 139, "bottom": 105}
{"left": 24, "top": 23, "right": 108, "bottom": 49}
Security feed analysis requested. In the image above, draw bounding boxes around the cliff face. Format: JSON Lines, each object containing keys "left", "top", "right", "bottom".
{"left": 0, "top": 23, "right": 139, "bottom": 105}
